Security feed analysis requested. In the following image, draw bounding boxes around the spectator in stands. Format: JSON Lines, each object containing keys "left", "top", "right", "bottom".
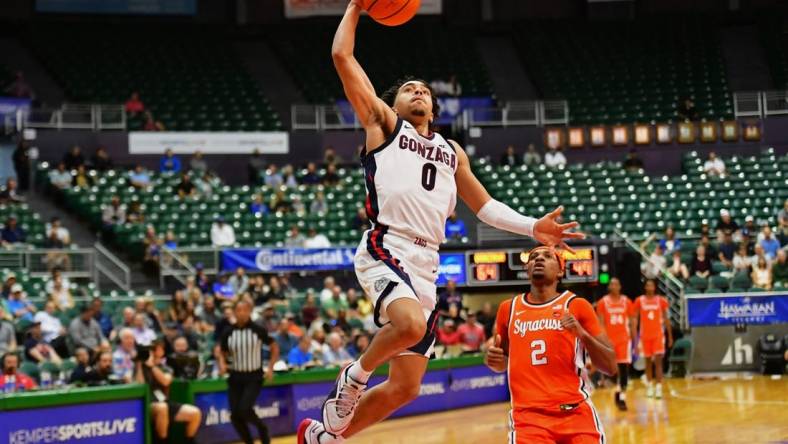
{"left": 300, "top": 162, "right": 321, "bottom": 185}
{"left": 703, "top": 151, "right": 726, "bottom": 177}
{"left": 658, "top": 226, "right": 681, "bottom": 254}
{"left": 322, "top": 164, "right": 341, "bottom": 186}
{"left": 499, "top": 145, "right": 520, "bottom": 167}
{"left": 229, "top": 267, "right": 249, "bottom": 295}
{"left": 4, "top": 71, "right": 33, "bottom": 98}
{"left": 319, "top": 277, "right": 336, "bottom": 304}
{"left": 677, "top": 97, "right": 699, "bottom": 121}
{"left": 101, "top": 196, "right": 126, "bottom": 239}
{"left": 281, "top": 164, "right": 299, "bottom": 188}
{"left": 194, "top": 170, "right": 220, "bottom": 197}
{"left": 7, "top": 284, "right": 35, "bottom": 321}
{"left": 188, "top": 150, "right": 207, "bottom": 174}
{"left": 352, "top": 207, "right": 370, "bottom": 232}
{"left": 0, "top": 308, "right": 16, "bottom": 354}
{"left": 523, "top": 143, "right": 541, "bottom": 166}
{"left": 68, "top": 347, "right": 92, "bottom": 384}
{"left": 437, "top": 279, "right": 463, "bottom": 317}
{"left": 142, "top": 111, "right": 165, "bottom": 131}
{"left": 112, "top": 328, "right": 137, "bottom": 383}
{"left": 752, "top": 243, "right": 771, "bottom": 268}
{"left": 136, "top": 339, "right": 202, "bottom": 444}
{"left": 288, "top": 335, "right": 316, "bottom": 368}
{"left": 175, "top": 173, "right": 196, "bottom": 198}
{"left": 212, "top": 273, "right": 236, "bottom": 301}
{"left": 623, "top": 149, "right": 644, "bottom": 172}
{"left": 194, "top": 264, "right": 211, "bottom": 294}
{"left": 285, "top": 225, "right": 306, "bottom": 247}
{"left": 45, "top": 216, "right": 70, "bottom": 246}
{"left": 210, "top": 216, "right": 236, "bottom": 247}
{"left": 264, "top": 276, "right": 287, "bottom": 306}
{"left": 430, "top": 75, "right": 461, "bottom": 96}
{"left": 90, "top": 297, "right": 113, "bottom": 339}
{"left": 690, "top": 245, "right": 713, "bottom": 279}
{"left": 666, "top": 250, "right": 689, "bottom": 281}
{"left": 270, "top": 190, "right": 292, "bottom": 213}
{"left": 718, "top": 230, "right": 736, "bottom": 268}
{"left": 733, "top": 244, "right": 753, "bottom": 274}
{"left": 1, "top": 215, "right": 26, "bottom": 246}
{"left": 24, "top": 321, "right": 62, "bottom": 365}
{"left": 772, "top": 250, "right": 788, "bottom": 288}
{"left": 476, "top": 302, "right": 496, "bottom": 339}
{"left": 751, "top": 256, "right": 773, "bottom": 290}
{"left": 323, "top": 332, "right": 352, "bottom": 367}
{"left": 641, "top": 243, "right": 666, "bottom": 280}
{"left": 323, "top": 146, "right": 343, "bottom": 166}
{"left": 168, "top": 290, "right": 188, "bottom": 322}
{"left": 304, "top": 227, "right": 331, "bottom": 248}
{"left": 715, "top": 209, "right": 738, "bottom": 242}
{"left": 544, "top": 146, "right": 567, "bottom": 168}
{"left": 262, "top": 164, "right": 284, "bottom": 188}
{"left": 90, "top": 146, "right": 113, "bottom": 171}
{"left": 301, "top": 292, "right": 319, "bottom": 327}
{"left": 458, "top": 312, "right": 486, "bottom": 354}
{"left": 48, "top": 274, "right": 74, "bottom": 311}
{"left": 292, "top": 196, "right": 306, "bottom": 216}
{"left": 12, "top": 141, "right": 30, "bottom": 193}
{"left": 196, "top": 296, "right": 219, "bottom": 331}
{"left": 444, "top": 211, "right": 467, "bottom": 241}
{"left": 437, "top": 319, "right": 461, "bottom": 347}
{"left": 346, "top": 288, "right": 371, "bottom": 320}
{"left": 163, "top": 231, "right": 177, "bottom": 250}
{"left": 760, "top": 226, "right": 780, "bottom": 260}
{"left": 0, "top": 353, "right": 37, "bottom": 390}
{"left": 247, "top": 149, "right": 266, "bottom": 185}
{"left": 132, "top": 313, "right": 156, "bottom": 346}
{"left": 309, "top": 191, "right": 328, "bottom": 214}
{"left": 739, "top": 215, "right": 758, "bottom": 242}
{"left": 62, "top": 145, "right": 85, "bottom": 170}
{"left": 125, "top": 91, "right": 145, "bottom": 116}
{"left": 129, "top": 165, "right": 152, "bottom": 188}
{"left": 35, "top": 300, "right": 67, "bottom": 351}
{"left": 0, "top": 177, "right": 24, "bottom": 203}
{"left": 323, "top": 285, "right": 349, "bottom": 320}
{"left": 69, "top": 305, "right": 106, "bottom": 356}
{"left": 778, "top": 199, "right": 788, "bottom": 226}
{"left": 1, "top": 273, "right": 16, "bottom": 300}
{"left": 159, "top": 149, "right": 182, "bottom": 174}
{"left": 47, "top": 162, "right": 72, "bottom": 192}
{"left": 250, "top": 193, "right": 269, "bottom": 217}
{"left": 274, "top": 318, "right": 299, "bottom": 357}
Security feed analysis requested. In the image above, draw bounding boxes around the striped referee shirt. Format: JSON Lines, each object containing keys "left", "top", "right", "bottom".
{"left": 219, "top": 322, "right": 273, "bottom": 373}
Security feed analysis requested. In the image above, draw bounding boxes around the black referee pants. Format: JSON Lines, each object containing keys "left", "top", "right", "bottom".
{"left": 228, "top": 371, "right": 270, "bottom": 444}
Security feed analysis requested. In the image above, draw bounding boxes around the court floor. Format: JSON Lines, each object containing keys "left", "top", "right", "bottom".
{"left": 271, "top": 375, "right": 788, "bottom": 444}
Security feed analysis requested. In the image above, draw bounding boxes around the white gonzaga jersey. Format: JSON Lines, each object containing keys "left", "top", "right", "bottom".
{"left": 361, "top": 118, "right": 458, "bottom": 251}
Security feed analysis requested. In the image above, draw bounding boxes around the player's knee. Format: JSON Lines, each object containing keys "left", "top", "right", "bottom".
{"left": 387, "top": 379, "right": 421, "bottom": 404}
{"left": 151, "top": 402, "right": 168, "bottom": 417}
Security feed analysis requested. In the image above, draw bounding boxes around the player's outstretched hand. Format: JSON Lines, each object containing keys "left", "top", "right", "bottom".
{"left": 484, "top": 334, "right": 507, "bottom": 373}
{"left": 533, "top": 206, "right": 585, "bottom": 253}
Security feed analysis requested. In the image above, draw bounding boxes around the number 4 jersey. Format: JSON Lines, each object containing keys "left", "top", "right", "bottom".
{"left": 360, "top": 118, "right": 457, "bottom": 249}
{"left": 495, "top": 291, "right": 603, "bottom": 410}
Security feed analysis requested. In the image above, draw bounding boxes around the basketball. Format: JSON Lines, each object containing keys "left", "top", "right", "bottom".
{"left": 362, "top": 0, "right": 421, "bottom": 26}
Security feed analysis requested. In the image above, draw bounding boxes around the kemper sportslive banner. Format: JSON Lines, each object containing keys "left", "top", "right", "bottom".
{"left": 0, "top": 399, "right": 145, "bottom": 444}
{"left": 128, "top": 132, "right": 289, "bottom": 155}
{"left": 195, "top": 385, "right": 293, "bottom": 443}
{"left": 284, "top": 0, "right": 442, "bottom": 18}
{"left": 335, "top": 97, "right": 494, "bottom": 126}
{"left": 686, "top": 292, "right": 788, "bottom": 327}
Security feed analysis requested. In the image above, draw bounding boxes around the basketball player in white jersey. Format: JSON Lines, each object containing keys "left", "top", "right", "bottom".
{"left": 298, "top": 2, "right": 584, "bottom": 443}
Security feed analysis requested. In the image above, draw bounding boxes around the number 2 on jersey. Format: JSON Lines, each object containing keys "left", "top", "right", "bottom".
{"left": 421, "top": 164, "right": 436, "bottom": 191}
{"left": 530, "top": 339, "right": 547, "bottom": 366}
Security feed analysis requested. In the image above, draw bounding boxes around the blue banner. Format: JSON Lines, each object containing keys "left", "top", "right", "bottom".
{"left": 36, "top": 0, "right": 196, "bottom": 15}
{"left": 222, "top": 247, "right": 357, "bottom": 272}
{"left": 0, "top": 97, "right": 31, "bottom": 125}
{"left": 336, "top": 96, "right": 495, "bottom": 126}
{"left": 687, "top": 292, "right": 788, "bottom": 327}
{"left": 437, "top": 253, "right": 467, "bottom": 286}
{"left": 195, "top": 385, "right": 293, "bottom": 443}
{"left": 0, "top": 399, "right": 144, "bottom": 444}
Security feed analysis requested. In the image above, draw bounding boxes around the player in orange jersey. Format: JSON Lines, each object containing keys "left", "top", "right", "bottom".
{"left": 632, "top": 279, "right": 672, "bottom": 399}
{"left": 485, "top": 246, "right": 617, "bottom": 444}
{"left": 595, "top": 277, "right": 636, "bottom": 411}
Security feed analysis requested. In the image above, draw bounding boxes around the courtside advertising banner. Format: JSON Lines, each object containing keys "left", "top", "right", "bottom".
{"left": 195, "top": 385, "right": 293, "bottom": 443}
{"left": 128, "top": 132, "right": 289, "bottom": 155}
{"left": 284, "top": 0, "right": 442, "bottom": 18}
{"left": 222, "top": 247, "right": 357, "bottom": 272}
{"left": 447, "top": 365, "right": 509, "bottom": 409}
{"left": 436, "top": 253, "right": 467, "bottom": 286}
{"left": 686, "top": 292, "right": 788, "bottom": 327}
{"left": 0, "top": 399, "right": 144, "bottom": 444}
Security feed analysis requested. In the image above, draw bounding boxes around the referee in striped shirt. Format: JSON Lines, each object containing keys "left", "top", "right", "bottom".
{"left": 218, "top": 299, "right": 280, "bottom": 444}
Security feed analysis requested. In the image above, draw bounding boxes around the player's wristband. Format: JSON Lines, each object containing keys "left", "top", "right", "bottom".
{"left": 476, "top": 199, "right": 536, "bottom": 238}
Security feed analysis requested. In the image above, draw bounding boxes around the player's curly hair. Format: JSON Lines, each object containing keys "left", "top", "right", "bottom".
{"left": 380, "top": 76, "right": 440, "bottom": 126}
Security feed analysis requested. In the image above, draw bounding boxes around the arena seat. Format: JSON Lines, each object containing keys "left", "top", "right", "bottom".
{"left": 0, "top": 203, "right": 47, "bottom": 246}
{"left": 26, "top": 26, "right": 281, "bottom": 131}
{"left": 514, "top": 19, "right": 733, "bottom": 124}
{"left": 268, "top": 21, "right": 493, "bottom": 103}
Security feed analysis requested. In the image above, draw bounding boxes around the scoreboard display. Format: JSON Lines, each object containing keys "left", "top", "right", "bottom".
{"left": 465, "top": 246, "right": 598, "bottom": 287}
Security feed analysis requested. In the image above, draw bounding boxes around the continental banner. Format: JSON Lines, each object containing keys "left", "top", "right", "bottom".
{"left": 284, "top": 0, "right": 442, "bottom": 18}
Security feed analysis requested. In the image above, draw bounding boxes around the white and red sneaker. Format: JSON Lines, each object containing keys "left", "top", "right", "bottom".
{"left": 321, "top": 363, "right": 368, "bottom": 435}
{"left": 297, "top": 419, "right": 343, "bottom": 444}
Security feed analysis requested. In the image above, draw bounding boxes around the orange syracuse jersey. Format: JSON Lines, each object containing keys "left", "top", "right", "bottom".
{"left": 495, "top": 291, "right": 603, "bottom": 410}
{"left": 633, "top": 295, "right": 669, "bottom": 340}
{"left": 595, "top": 295, "right": 634, "bottom": 343}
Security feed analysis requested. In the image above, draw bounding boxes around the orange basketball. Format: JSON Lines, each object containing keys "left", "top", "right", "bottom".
{"left": 362, "top": 0, "right": 421, "bottom": 27}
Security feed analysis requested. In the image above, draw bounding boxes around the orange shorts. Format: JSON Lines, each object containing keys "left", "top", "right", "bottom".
{"left": 612, "top": 338, "right": 632, "bottom": 364}
{"left": 640, "top": 335, "right": 665, "bottom": 358}
{"left": 509, "top": 401, "right": 605, "bottom": 444}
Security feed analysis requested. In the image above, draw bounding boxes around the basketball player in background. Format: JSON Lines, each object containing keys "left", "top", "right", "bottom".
{"left": 632, "top": 279, "right": 672, "bottom": 399}
{"left": 595, "top": 277, "right": 636, "bottom": 411}
{"left": 485, "top": 246, "right": 616, "bottom": 444}
{"left": 297, "top": 2, "right": 584, "bottom": 443}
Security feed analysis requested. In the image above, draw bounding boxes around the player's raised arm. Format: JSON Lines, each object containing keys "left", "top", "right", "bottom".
{"left": 449, "top": 140, "right": 585, "bottom": 251}
{"left": 332, "top": 1, "right": 396, "bottom": 131}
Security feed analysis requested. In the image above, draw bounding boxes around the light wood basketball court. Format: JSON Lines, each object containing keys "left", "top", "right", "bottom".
{"left": 271, "top": 375, "right": 788, "bottom": 444}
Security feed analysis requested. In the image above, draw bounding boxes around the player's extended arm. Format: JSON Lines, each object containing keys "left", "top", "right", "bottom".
{"left": 332, "top": 1, "right": 396, "bottom": 130}
{"left": 450, "top": 140, "right": 584, "bottom": 251}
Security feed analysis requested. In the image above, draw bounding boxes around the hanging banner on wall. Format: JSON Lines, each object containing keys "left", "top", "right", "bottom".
{"left": 128, "top": 132, "right": 289, "bottom": 155}
{"left": 222, "top": 247, "right": 357, "bottom": 272}
{"left": 284, "top": 0, "right": 442, "bottom": 18}
{"left": 36, "top": 0, "right": 196, "bottom": 15}
{"left": 686, "top": 292, "right": 788, "bottom": 327}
